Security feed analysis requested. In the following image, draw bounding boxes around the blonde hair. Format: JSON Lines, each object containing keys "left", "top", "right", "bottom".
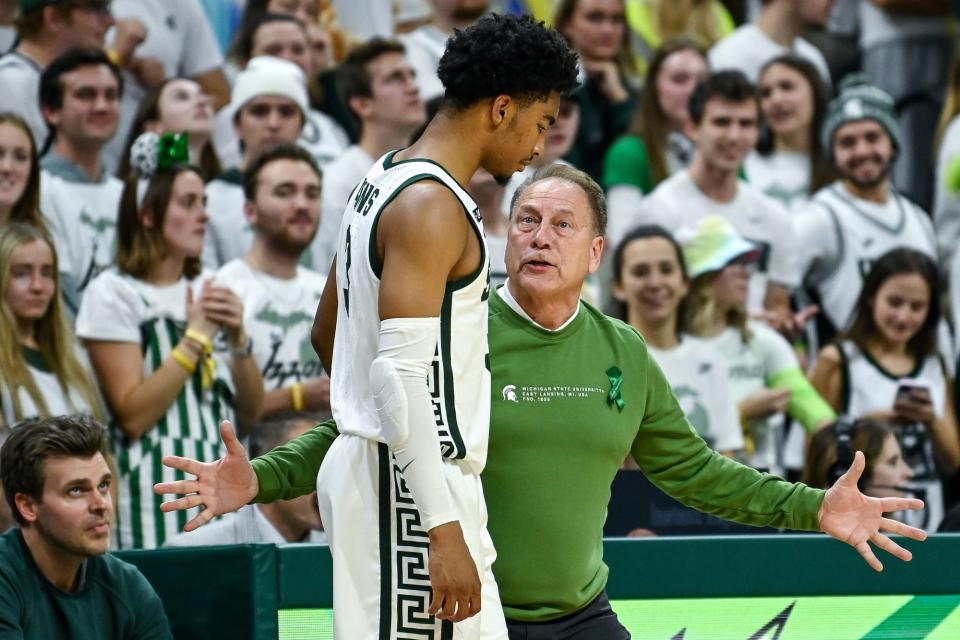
{"left": 682, "top": 272, "right": 751, "bottom": 343}
{"left": 655, "top": 0, "right": 724, "bottom": 48}
{"left": 0, "top": 224, "right": 105, "bottom": 422}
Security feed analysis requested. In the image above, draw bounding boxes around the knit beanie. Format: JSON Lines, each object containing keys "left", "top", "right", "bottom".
{"left": 229, "top": 56, "right": 309, "bottom": 123}
{"left": 821, "top": 73, "right": 901, "bottom": 154}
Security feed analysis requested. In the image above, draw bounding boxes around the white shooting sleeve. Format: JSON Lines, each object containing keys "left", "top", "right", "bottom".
{"left": 370, "top": 317, "right": 458, "bottom": 531}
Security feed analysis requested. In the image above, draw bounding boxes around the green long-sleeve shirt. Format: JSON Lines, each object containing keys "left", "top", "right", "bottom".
{"left": 252, "top": 292, "right": 825, "bottom": 622}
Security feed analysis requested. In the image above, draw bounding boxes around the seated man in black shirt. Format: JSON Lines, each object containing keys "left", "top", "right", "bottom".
{"left": 0, "top": 415, "right": 171, "bottom": 639}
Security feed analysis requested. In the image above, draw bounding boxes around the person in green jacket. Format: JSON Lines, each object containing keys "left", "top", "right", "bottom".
{"left": 156, "top": 164, "right": 926, "bottom": 639}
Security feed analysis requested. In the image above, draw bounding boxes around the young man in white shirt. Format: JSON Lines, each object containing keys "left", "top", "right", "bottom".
{"left": 203, "top": 56, "right": 307, "bottom": 269}
{"left": 215, "top": 144, "right": 331, "bottom": 418}
{"left": 311, "top": 37, "right": 426, "bottom": 274}
{"left": 38, "top": 47, "right": 124, "bottom": 314}
{"left": 213, "top": 13, "right": 349, "bottom": 174}
{"left": 0, "top": 0, "right": 143, "bottom": 151}
{"left": 639, "top": 70, "right": 799, "bottom": 323}
{"left": 709, "top": 0, "right": 833, "bottom": 85}
{"left": 794, "top": 74, "right": 937, "bottom": 339}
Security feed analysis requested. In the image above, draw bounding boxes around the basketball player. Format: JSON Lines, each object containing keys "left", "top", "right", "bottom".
{"left": 160, "top": 13, "right": 578, "bottom": 640}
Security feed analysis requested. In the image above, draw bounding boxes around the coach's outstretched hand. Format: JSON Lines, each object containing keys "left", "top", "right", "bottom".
{"left": 818, "top": 450, "right": 927, "bottom": 571}
{"left": 154, "top": 420, "right": 259, "bottom": 531}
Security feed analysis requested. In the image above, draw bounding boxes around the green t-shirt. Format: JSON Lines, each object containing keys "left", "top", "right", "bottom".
{"left": 604, "top": 134, "right": 655, "bottom": 193}
{"left": 0, "top": 528, "right": 172, "bottom": 639}
{"left": 252, "top": 291, "right": 825, "bottom": 622}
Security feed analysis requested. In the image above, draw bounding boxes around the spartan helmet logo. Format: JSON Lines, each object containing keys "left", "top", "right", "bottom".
{"left": 502, "top": 385, "right": 518, "bottom": 403}
{"left": 843, "top": 98, "right": 865, "bottom": 118}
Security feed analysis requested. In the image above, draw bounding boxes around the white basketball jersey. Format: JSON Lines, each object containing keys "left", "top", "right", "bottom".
{"left": 807, "top": 185, "right": 936, "bottom": 330}
{"left": 331, "top": 151, "right": 491, "bottom": 474}
{"left": 838, "top": 340, "right": 946, "bottom": 530}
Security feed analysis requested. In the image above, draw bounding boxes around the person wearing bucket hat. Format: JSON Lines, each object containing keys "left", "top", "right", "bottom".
{"left": 0, "top": 0, "right": 146, "bottom": 151}
{"left": 638, "top": 70, "right": 801, "bottom": 329}
{"left": 680, "top": 215, "right": 836, "bottom": 477}
{"left": 203, "top": 56, "right": 310, "bottom": 270}
{"left": 794, "top": 74, "right": 937, "bottom": 347}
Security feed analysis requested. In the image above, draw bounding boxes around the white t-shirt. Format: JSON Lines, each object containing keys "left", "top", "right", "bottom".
{"left": 202, "top": 171, "right": 247, "bottom": 270}
{"left": 398, "top": 25, "right": 448, "bottom": 101}
{"left": 639, "top": 169, "right": 800, "bottom": 312}
{"left": 708, "top": 24, "right": 831, "bottom": 85}
{"left": 744, "top": 150, "right": 811, "bottom": 212}
{"left": 215, "top": 259, "right": 326, "bottom": 392}
{"left": 105, "top": 0, "right": 225, "bottom": 172}
{"left": 0, "top": 346, "right": 97, "bottom": 426}
{"left": 75, "top": 267, "right": 232, "bottom": 549}
{"left": 0, "top": 26, "right": 15, "bottom": 55}
{"left": 858, "top": 1, "right": 950, "bottom": 49}
{"left": 164, "top": 503, "right": 326, "bottom": 547}
{"left": 311, "top": 145, "right": 375, "bottom": 274}
{"left": 648, "top": 336, "right": 744, "bottom": 453}
{"left": 703, "top": 321, "right": 800, "bottom": 476}
{"left": 793, "top": 181, "right": 937, "bottom": 331}
{"left": 0, "top": 52, "right": 45, "bottom": 149}
{"left": 39, "top": 161, "right": 124, "bottom": 314}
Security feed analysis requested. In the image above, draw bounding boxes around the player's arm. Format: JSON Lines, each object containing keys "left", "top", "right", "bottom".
{"left": 374, "top": 183, "right": 481, "bottom": 622}
{"left": 312, "top": 258, "right": 338, "bottom": 373}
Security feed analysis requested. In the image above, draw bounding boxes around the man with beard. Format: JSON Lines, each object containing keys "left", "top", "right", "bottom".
{"left": 794, "top": 74, "right": 937, "bottom": 338}
{"left": 215, "top": 144, "right": 330, "bottom": 417}
{"left": 0, "top": 416, "right": 171, "bottom": 639}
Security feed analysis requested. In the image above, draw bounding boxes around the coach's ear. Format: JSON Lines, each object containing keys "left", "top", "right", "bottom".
{"left": 490, "top": 95, "right": 513, "bottom": 128}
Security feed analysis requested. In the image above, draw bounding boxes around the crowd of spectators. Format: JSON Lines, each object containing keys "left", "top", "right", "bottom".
{"left": 0, "top": 0, "right": 959, "bottom": 553}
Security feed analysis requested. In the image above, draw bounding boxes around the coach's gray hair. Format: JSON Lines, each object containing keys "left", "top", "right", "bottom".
{"left": 509, "top": 164, "right": 607, "bottom": 236}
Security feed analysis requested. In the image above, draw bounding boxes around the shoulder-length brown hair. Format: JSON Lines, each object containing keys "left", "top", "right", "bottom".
{"left": 0, "top": 224, "right": 104, "bottom": 422}
{"left": 681, "top": 271, "right": 751, "bottom": 344}
{"left": 0, "top": 113, "right": 48, "bottom": 233}
{"left": 802, "top": 418, "right": 894, "bottom": 490}
{"left": 840, "top": 248, "right": 940, "bottom": 361}
{"left": 628, "top": 39, "right": 706, "bottom": 188}
{"left": 116, "top": 80, "right": 221, "bottom": 182}
{"left": 554, "top": 0, "right": 637, "bottom": 81}
{"left": 116, "top": 167, "right": 204, "bottom": 280}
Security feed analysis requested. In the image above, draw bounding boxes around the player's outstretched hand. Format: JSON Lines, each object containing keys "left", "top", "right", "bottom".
{"left": 427, "top": 521, "right": 481, "bottom": 623}
{"left": 818, "top": 450, "right": 927, "bottom": 572}
{"left": 153, "top": 420, "right": 259, "bottom": 531}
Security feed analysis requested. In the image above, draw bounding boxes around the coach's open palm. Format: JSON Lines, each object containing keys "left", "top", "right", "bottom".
{"left": 819, "top": 451, "right": 927, "bottom": 571}
{"left": 154, "top": 420, "right": 260, "bottom": 531}
{"left": 427, "top": 521, "right": 482, "bottom": 623}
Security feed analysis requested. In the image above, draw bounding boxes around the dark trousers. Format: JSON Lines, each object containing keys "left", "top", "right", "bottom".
{"left": 506, "top": 591, "right": 631, "bottom": 640}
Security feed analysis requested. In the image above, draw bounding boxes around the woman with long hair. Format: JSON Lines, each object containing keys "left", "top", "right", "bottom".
{"left": 0, "top": 223, "right": 103, "bottom": 426}
{"left": 681, "top": 216, "right": 835, "bottom": 476}
{"left": 746, "top": 55, "right": 833, "bottom": 211}
{"left": 803, "top": 418, "right": 914, "bottom": 499}
{"left": 613, "top": 224, "right": 742, "bottom": 455}
{"left": 117, "top": 79, "right": 220, "bottom": 182}
{"left": 555, "top": 0, "right": 639, "bottom": 182}
{"left": 624, "top": 0, "right": 733, "bottom": 76}
{"left": 0, "top": 113, "right": 47, "bottom": 231}
{"left": 811, "top": 248, "right": 960, "bottom": 529}
{"left": 604, "top": 40, "right": 707, "bottom": 243}
{"left": 76, "top": 135, "right": 264, "bottom": 548}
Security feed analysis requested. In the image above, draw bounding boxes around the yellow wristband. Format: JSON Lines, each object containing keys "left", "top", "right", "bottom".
{"left": 185, "top": 329, "right": 213, "bottom": 355}
{"left": 171, "top": 347, "right": 197, "bottom": 375}
{"left": 291, "top": 382, "right": 305, "bottom": 411}
{"left": 106, "top": 48, "right": 123, "bottom": 67}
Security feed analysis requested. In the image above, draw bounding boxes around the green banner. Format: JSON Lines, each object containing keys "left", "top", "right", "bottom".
{"left": 279, "top": 595, "right": 960, "bottom": 639}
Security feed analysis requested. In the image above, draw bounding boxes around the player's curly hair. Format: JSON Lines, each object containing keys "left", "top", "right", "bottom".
{"left": 437, "top": 14, "right": 580, "bottom": 110}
